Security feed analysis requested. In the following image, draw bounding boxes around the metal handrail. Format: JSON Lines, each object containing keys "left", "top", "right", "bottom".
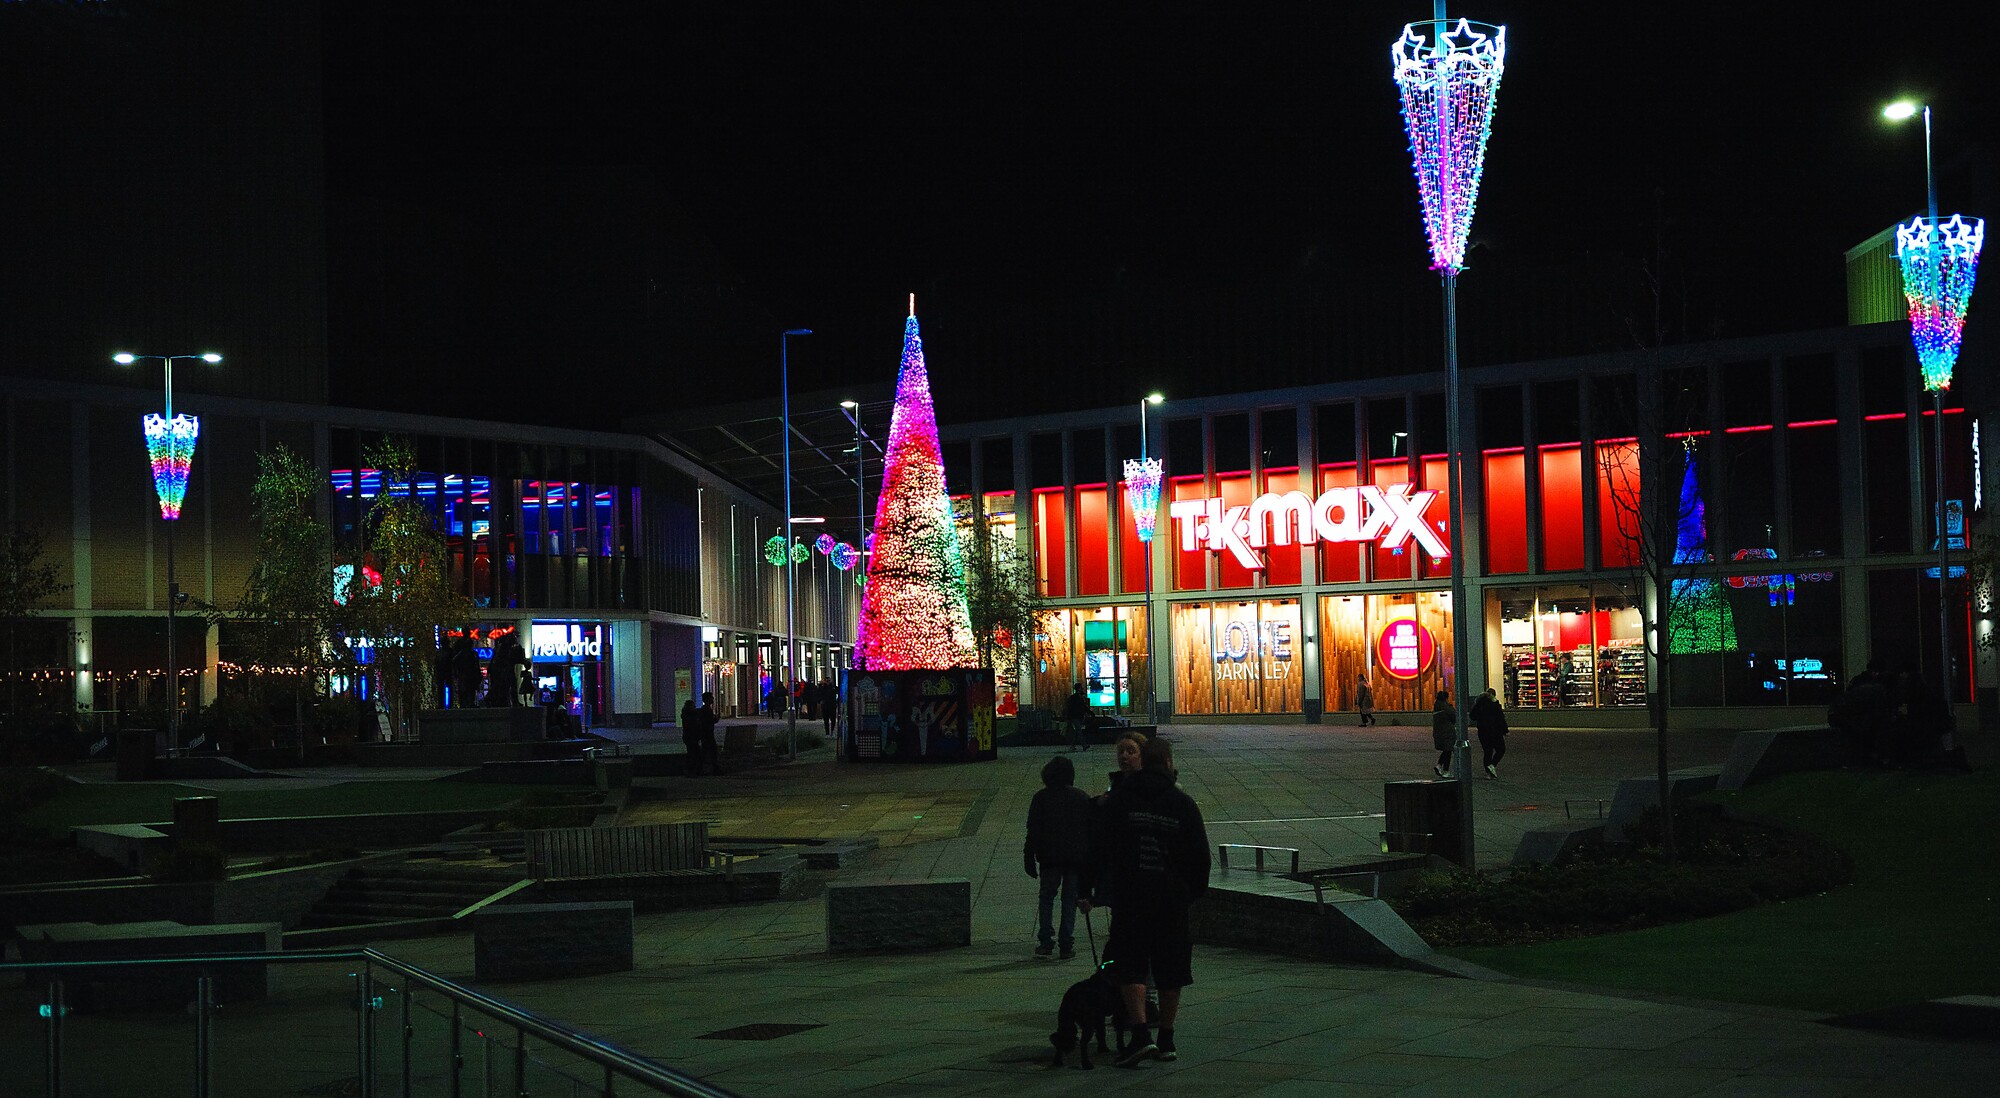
{"left": 1215, "top": 843, "right": 1300, "bottom": 874}
{"left": 1, "top": 947, "right": 739, "bottom": 1098}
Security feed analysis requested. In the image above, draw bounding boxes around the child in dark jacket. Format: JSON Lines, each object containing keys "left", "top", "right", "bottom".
{"left": 1025, "top": 754, "right": 1094, "bottom": 959}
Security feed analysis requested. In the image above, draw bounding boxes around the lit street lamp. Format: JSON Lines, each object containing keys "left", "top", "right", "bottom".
{"left": 1884, "top": 100, "right": 1984, "bottom": 719}
{"left": 781, "top": 328, "right": 812, "bottom": 760}
{"left": 1392, "top": 5, "right": 1507, "bottom": 866}
{"left": 115, "top": 351, "right": 223, "bottom": 752}
{"left": 1122, "top": 393, "right": 1164, "bottom": 725}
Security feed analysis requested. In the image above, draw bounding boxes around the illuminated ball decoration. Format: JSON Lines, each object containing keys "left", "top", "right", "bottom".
{"left": 142, "top": 413, "right": 201, "bottom": 520}
{"left": 830, "top": 542, "right": 859, "bottom": 571}
{"left": 1896, "top": 214, "right": 1984, "bottom": 392}
{"left": 815, "top": 533, "right": 837, "bottom": 555}
{"left": 1122, "top": 457, "right": 1164, "bottom": 543}
{"left": 790, "top": 539, "right": 810, "bottom": 564}
{"left": 853, "top": 303, "right": 977, "bottom": 671}
{"left": 764, "top": 535, "right": 788, "bottom": 566}
{"left": 1391, "top": 17, "right": 1506, "bottom": 275}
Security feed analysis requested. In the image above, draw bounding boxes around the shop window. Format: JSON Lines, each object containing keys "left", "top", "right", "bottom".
{"left": 1033, "top": 487, "right": 1067, "bottom": 597}
{"left": 1495, "top": 585, "right": 1644, "bottom": 709}
{"left": 1170, "top": 603, "right": 1214, "bottom": 714}
{"left": 1319, "top": 592, "right": 1453, "bottom": 715}
{"left": 1786, "top": 423, "right": 1841, "bottom": 557}
{"left": 1262, "top": 466, "right": 1304, "bottom": 585}
{"left": 1539, "top": 443, "right": 1585, "bottom": 571}
{"left": 1076, "top": 485, "right": 1110, "bottom": 597}
{"left": 1081, "top": 611, "right": 1129, "bottom": 709}
{"left": 1420, "top": 455, "right": 1452, "bottom": 581}
{"left": 1865, "top": 417, "right": 1912, "bottom": 553}
{"left": 1859, "top": 345, "right": 1908, "bottom": 418}
{"left": 1369, "top": 460, "right": 1412, "bottom": 582}
{"left": 977, "top": 437, "right": 1012, "bottom": 495}
{"left": 1261, "top": 408, "right": 1298, "bottom": 470}
{"left": 1478, "top": 385, "right": 1524, "bottom": 451}
{"left": 1169, "top": 476, "right": 1208, "bottom": 592}
{"left": 1719, "top": 431, "right": 1777, "bottom": 558}
{"left": 1483, "top": 449, "right": 1528, "bottom": 574}
{"left": 1783, "top": 354, "right": 1838, "bottom": 423}
{"left": 1722, "top": 360, "right": 1772, "bottom": 429}
{"left": 1722, "top": 567, "right": 1843, "bottom": 707}
{"left": 1033, "top": 609, "right": 1076, "bottom": 715}
{"left": 941, "top": 440, "right": 972, "bottom": 496}
{"left": 1030, "top": 433, "right": 1063, "bottom": 490}
{"left": 1596, "top": 441, "right": 1641, "bottom": 569}
{"left": 1171, "top": 600, "right": 1299, "bottom": 715}
{"left": 1216, "top": 470, "right": 1257, "bottom": 589}
{"left": 1918, "top": 408, "right": 1973, "bottom": 554}
{"left": 1072, "top": 427, "right": 1106, "bottom": 485}
{"left": 1317, "top": 462, "right": 1362, "bottom": 582}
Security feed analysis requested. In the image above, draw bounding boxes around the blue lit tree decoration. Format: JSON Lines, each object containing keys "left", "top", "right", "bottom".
{"left": 1391, "top": 5, "right": 1506, "bottom": 867}
{"left": 1668, "top": 441, "right": 1736, "bottom": 655}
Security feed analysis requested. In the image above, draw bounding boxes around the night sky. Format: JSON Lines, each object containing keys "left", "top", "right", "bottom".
{"left": 9, "top": 3, "right": 1998, "bottom": 429}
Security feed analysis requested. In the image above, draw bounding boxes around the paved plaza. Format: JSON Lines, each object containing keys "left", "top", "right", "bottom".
{"left": 12, "top": 718, "right": 1998, "bottom": 1095}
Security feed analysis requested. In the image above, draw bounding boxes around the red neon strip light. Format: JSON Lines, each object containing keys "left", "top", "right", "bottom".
{"left": 1419, "top": 451, "right": 1446, "bottom": 461}
{"left": 1538, "top": 442, "right": 1582, "bottom": 451}
{"left": 1723, "top": 424, "right": 1773, "bottom": 434}
{"left": 1920, "top": 408, "right": 1966, "bottom": 416}
{"left": 1263, "top": 465, "right": 1299, "bottom": 475}
{"left": 1596, "top": 437, "right": 1638, "bottom": 445}
{"left": 1664, "top": 429, "right": 1712, "bottom": 439}
{"left": 1864, "top": 413, "right": 1905, "bottom": 422}
{"left": 1075, "top": 482, "right": 1108, "bottom": 491}
{"left": 1787, "top": 419, "right": 1838, "bottom": 429}
{"left": 1169, "top": 474, "right": 1206, "bottom": 484}
{"left": 1482, "top": 446, "right": 1525, "bottom": 455}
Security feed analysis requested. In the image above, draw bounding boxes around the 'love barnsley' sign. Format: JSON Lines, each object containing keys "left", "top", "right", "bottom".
{"left": 1167, "top": 485, "right": 1450, "bottom": 570}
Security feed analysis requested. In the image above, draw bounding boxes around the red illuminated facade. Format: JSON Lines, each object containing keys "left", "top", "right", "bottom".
{"left": 943, "top": 322, "right": 1991, "bottom": 726}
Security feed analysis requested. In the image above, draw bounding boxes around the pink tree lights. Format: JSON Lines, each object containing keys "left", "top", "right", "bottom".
{"left": 1391, "top": 7, "right": 1508, "bottom": 868}
{"left": 1897, "top": 213, "right": 1984, "bottom": 393}
{"left": 143, "top": 413, "right": 201, "bottom": 520}
{"left": 1391, "top": 15, "right": 1506, "bottom": 275}
{"left": 854, "top": 299, "right": 977, "bottom": 671}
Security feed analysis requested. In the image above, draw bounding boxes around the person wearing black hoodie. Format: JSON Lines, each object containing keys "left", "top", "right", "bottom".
{"left": 1024, "top": 754, "right": 1093, "bottom": 960}
{"left": 1082, "top": 736, "right": 1210, "bottom": 1067}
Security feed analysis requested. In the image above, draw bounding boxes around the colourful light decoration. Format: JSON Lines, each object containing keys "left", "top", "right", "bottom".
{"left": 790, "top": 539, "right": 810, "bottom": 564}
{"left": 1895, "top": 214, "right": 1984, "bottom": 391}
{"left": 854, "top": 303, "right": 977, "bottom": 671}
{"left": 764, "top": 535, "right": 788, "bottom": 566}
{"left": 1122, "top": 457, "right": 1164, "bottom": 543}
{"left": 142, "top": 413, "right": 200, "bottom": 520}
{"left": 1669, "top": 443, "right": 1737, "bottom": 654}
{"left": 815, "top": 534, "right": 837, "bottom": 555}
{"left": 831, "top": 542, "right": 860, "bottom": 571}
{"left": 1392, "top": 17, "right": 1507, "bottom": 274}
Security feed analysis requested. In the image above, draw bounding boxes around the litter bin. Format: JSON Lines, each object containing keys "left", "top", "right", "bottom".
{"left": 1382, "top": 779, "right": 1466, "bottom": 866}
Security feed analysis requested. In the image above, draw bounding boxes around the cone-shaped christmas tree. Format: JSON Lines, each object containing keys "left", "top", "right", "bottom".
{"left": 854, "top": 299, "right": 977, "bottom": 670}
{"left": 1669, "top": 442, "right": 1736, "bottom": 654}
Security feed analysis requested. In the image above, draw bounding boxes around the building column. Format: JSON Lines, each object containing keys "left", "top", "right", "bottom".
{"left": 612, "top": 618, "right": 648, "bottom": 726}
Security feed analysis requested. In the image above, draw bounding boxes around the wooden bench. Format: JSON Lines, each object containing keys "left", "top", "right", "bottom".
{"left": 523, "top": 822, "right": 724, "bottom": 880}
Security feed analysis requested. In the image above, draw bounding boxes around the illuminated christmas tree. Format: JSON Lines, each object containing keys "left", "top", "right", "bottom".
{"left": 854, "top": 300, "right": 977, "bottom": 670}
{"left": 1669, "top": 441, "right": 1736, "bottom": 654}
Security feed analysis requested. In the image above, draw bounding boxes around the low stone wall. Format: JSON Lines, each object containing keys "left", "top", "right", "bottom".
{"left": 1716, "top": 724, "right": 1843, "bottom": 790}
{"left": 826, "top": 879, "right": 971, "bottom": 952}
{"left": 473, "top": 901, "right": 633, "bottom": 982}
{"left": 15, "top": 920, "right": 282, "bottom": 1012}
{"left": 1604, "top": 766, "right": 1724, "bottom": 841}
{"left": 5, "top": 856, "right": 384, "bottom": 931}
{"left": 419, "top": 707, "right": 546, "bottom": 744}
{"left": 1188, "top": 869, "right": 1437, "bottom": 967}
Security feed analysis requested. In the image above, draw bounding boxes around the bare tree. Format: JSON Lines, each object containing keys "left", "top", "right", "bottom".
{"left": 0, "top": 524, "right": 72, "bottom": 742}
{"left": 960, "top": 507, "right": 1051, "bottom": 699}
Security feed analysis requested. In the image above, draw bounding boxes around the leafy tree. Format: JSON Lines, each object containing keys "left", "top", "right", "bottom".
{"left": 960, "top": 508, "right": 1050, "bottom": 678}
{"left": 236, "top": 444, "right": 342, "bottom": 756}
{"left": 346, "top": 438, "right": 472, "bottom": 739}
{"left": 0, "top": 524, "right": 72, "bottom": 740}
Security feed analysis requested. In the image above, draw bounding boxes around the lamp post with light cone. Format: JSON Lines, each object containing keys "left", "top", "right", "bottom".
{"left": 839, "top": 399, "right": 869, "bottom": 648}
{"left": 1885, "top": 99, "right": 1985, "bottom": 721}
{"left": 1126, "top": 392, "right": 1164, "bottom": 726}
{"left": 115, "top": 351, "right": 222, "bottom": 752}
{"left": 781, "top": 329, "right": 811, "bottom": 760}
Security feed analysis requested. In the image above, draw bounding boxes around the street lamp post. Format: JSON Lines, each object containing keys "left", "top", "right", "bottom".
{"left": 1136, "top": 393, "right": 1164, "bottom": 725}
{"left": 840, "top": 399, "right": 869, "bottom": 659}
{"left": 1392, "top": 6, "right": 1507, "bottom": 867}
{"left": 781, "top": 329, "right": 812, "bottom": 761}
{"left": 1885, "top": 100, "right": 1985, "bottom": 722}
{"left": 115, "top": 351, "right": 222, "bottom": 753}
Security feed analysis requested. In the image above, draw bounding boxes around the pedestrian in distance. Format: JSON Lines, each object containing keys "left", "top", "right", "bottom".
{"left": 818, "top": 677, "right": 838, "bottom": 736}
{"left": 1355, "top": 673, "right": 1375, "bottom": 726}
{"left": 692, "top": 691, "right": 721, "bottom": 775}
{"left": 1470, "top": 686, "right": 1507, "bottom": 779}
{"left": 1430, "top": 690, "right": 1455, "bottom": 778}
{"left": 1829, "top": 656, "right": 1891, "bottom": 766}
{"left": 1081, "top": 736, "right": 1209, "bottom": 1067}
{"left": 1064, "top": 681, "right": 1092, "bottom": 751}
{"left": 1025, "top": 754, "right": 1093, "bottom": 961}
{"left": 680, "top": 696, "right": 704, "bottom": 776}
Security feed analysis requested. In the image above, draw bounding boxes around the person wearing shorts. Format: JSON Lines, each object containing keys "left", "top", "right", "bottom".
{"left": 1082, "top": 736, "right": 1209, "bottom": 1067}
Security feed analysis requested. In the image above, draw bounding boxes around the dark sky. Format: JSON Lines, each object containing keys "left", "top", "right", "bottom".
{"left": 9, "top": 3, "right": 1996, "bottom": 429}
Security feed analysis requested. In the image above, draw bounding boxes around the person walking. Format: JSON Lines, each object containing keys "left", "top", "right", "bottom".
{"left": 680, "top": 696, "right": 705, "bottom": 776}
{"left": 1082, "top": 736, "right": 1209, "bottom": 1067}
{"left": 1470, "top": 686, "right": 1508, "bottom": 779}
{"left": 817, "top": 677, "right": 838, "bottom": 736}
{"left": 1063, "top": 681, "right": 1092, "bottom": 751}
{"left": 1355, "top": 674, "right": 1376, "bottom": 726}
{"left": 1024, "top": 754, "right": 1093, "bottom": 961}
{"left": 1430, "top": 690, "right": 1455, "bottom": 777}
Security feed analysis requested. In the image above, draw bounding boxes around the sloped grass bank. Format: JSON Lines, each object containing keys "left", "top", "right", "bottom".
{"left": 1443, "top": 767, "right": 2000, "bottom": 1014}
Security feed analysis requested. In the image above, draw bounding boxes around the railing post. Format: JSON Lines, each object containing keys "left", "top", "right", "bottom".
{"left": 401, "top": 986, "right": 413, "bottom": 1098}
{"left": 194, "top": 970, "right": 214, "bottom": 1098}
{"left": 513, "top": 1028, "right": 528, "bottom": 1097}
{"left": 603, "top": 1064, "right": 616, "bottom": 1096}
{"left": 357, "top": 970, "right": 376, "bottom": 1098}
{"left": 451, "top": 1002, "right": 463, "bottom": 1098}
{"left": 45, "top": 977, "right": 65, "bottom": 1098}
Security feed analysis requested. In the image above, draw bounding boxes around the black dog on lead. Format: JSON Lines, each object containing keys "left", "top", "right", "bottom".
{"left": 1049, "top": 960, "right": 1130, "bottom": 1069}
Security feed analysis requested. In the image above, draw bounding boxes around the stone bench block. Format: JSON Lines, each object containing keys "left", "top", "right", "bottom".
{"left": 473, "top": 901, "right": 633, "bottom": 982}
{"left": 1717, "top": 724, "right": 1843, "bottom": 790}
{"left": 1511, "top": 820, "right": 1607, "bottom": 866}
{"left": 15, "top": 920, "right": 281, "bottom": 1012}
{"left": 1605, "top": 765, "right": 1724, "bottom": 840}
{"left": 826, "top": 879, "right": 971, "bottom": 952}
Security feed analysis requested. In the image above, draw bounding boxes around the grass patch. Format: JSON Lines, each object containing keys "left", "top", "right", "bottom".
{"left": 11, "top": 777, "right": 579, "bottom": 837}
{"left": 1444, "top": 766, "right": 2000, "bottom": 1014}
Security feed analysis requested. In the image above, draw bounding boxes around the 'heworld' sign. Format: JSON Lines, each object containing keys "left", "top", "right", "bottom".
{"left": 1168, "top": 486, "right": 1450, "bottom": 570}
